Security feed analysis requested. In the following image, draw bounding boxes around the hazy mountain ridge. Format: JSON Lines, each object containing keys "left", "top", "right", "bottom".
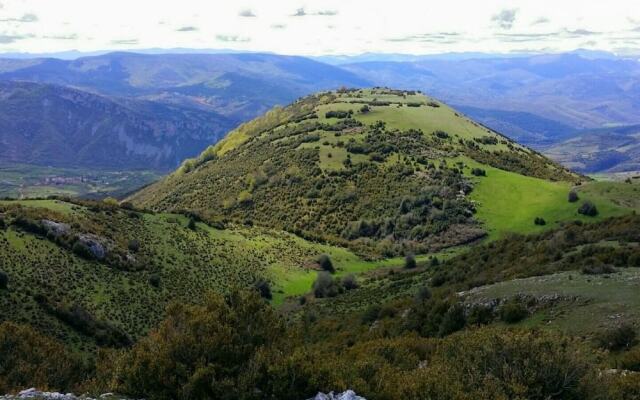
{"left": 0, "top": 80, "right": 234, "bottom": 170}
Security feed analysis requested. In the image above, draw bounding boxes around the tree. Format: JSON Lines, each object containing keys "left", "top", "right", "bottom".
{"left": 360, "top": 104, "right": 370, "bottom": 114}
{"left": 568, "top": 190, "right": 579, "bottom": 203}
{"left": 404, "top": 253, "right": 417, "bottom": 269}
{"left": 254, "top": 279, "right": 273, "bottom": 300}
{"left": 578, "top": 201, "right": 598, "bottom": 217}
{"left": 317, "top": 254, "right": 335, "bottom": 273}
{"left": 313, "top": 271, "right": 341, "bottom": 298}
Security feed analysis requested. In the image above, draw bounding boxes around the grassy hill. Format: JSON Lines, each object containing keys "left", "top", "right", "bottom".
{"left": 0, "top": 198, "right": 397, "bottom": 349}
{"left": 130, "top": 88, "right": 586, "bottom": 256}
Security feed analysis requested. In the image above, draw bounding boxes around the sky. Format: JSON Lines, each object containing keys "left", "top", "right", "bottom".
{"left": 0, "top": 0, "right": 639, "bottom": 56}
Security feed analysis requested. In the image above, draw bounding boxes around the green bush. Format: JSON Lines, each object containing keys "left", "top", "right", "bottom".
{"left": 317, "top": 254, "right": 335, "bottom": 273}
{"left": 597, "top": 324, "right": 637, "bottom": 351}
{"left": 404, "top": 253, "right": 417, "bottom": 269}
{"left": 578, "top": 201, "right": 598, "bottom": 217}
{"left": 568, "top": 190, "right": 579, "bottom": 203}
{"left": 500, "top": 299, "right": 528, "bottom": 323}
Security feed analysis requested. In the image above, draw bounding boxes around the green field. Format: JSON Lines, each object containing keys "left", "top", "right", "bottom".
{"left": 461, "top": 156, "right": 635, "bottom": 238}
{"left": 0, "top": 163, "right": 162, "bottom": 200}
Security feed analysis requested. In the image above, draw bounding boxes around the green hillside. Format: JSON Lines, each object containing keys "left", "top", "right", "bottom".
{"left": 0, "top": 198, "right": 390, "bottom": 349}
{"left": 131, "top": 88, "right": 586, "bottom": 256}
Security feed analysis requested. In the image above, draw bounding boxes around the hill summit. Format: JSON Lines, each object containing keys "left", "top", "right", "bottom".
{"left": 131, "top": 88, "right": 576, "bottom": 255}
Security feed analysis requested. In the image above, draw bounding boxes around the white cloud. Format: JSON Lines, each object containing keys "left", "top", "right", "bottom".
{"left": 0, "top": 0, "right": 638, "bottom": 56}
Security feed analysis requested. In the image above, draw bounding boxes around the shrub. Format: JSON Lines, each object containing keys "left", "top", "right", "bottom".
{"left": 568, "top": 190, "right": 579, "bottom": 203}
{"left": 149, "top": 274, "right": 161, "bottom": 288}
{"left": 187, "top": 218, "right": 197, "bottom": 230}
{"left": 578, "top": 201, "right": 598, "bottom": 217}
{"left": 619, "top": 346, "right": 640, "bottom": 371}
{"left": 434, "top": 130, "right": 450, "bottom": 139}
{"left": 317, "top": 254, "right": 335, "bottom": 273}
{"left": 0, "top": 271, "right": 7, "bottom": 290}
{"left": 534, "top": 217, "right": 546, "bottom": 226}
{"left": 342, "top": 274, "right": 358, "bottom": 290}
{"left": 325, "top": 110, "right": 352, "bottom": 119}
{"left": 415, "top": 286, "right": 432, "bottom": 303}
{"left": 313, "top": 271, "right": 341, "bottom": 298}
{"left": 500, "top": 299, "right": 528, "bottom": 323}
{"left": 438, "top": 304, "right": 466, "bottom": 336}
{"left": 112, "top": 291, "right": 283, "bottom": 400}
{"left": 404, "top": 253, "right": 417, "bottom": 269}
{"left": 596, "top": 324, "right": 637, "bottom": 351}
{"left": 254, "top": 279, "right": 273, "bottom": 300}
{"left": 127, "top": 239, "right": 140, "bottom": 252}
{"left": 359, "top": 105, "right": 370, "bottom": 113}
{"left": 0, "top": 322, "right": 83, "bottom": 394}
{"left": 471, "top": 168, "right": 486, "bottom": 177}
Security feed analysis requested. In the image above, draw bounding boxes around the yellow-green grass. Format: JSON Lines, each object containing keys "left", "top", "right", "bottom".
{"left": 459, "top": 157, "right": 633, "bottom": 239}
{"left": 271, "top": 247, "right": 464, "bottom": 305}
{"left": 0, "top": 198, "right": 78, "bottom": 214}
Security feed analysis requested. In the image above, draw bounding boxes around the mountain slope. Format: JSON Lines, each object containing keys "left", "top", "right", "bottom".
{"left": 130, "top": 88, "right": 578, "bottom": 255}
{"left": 0, "top": 81, "right": 236, "bottom": 170}
{"left": 545, "top": 124, "right": 640, "bottom": 173}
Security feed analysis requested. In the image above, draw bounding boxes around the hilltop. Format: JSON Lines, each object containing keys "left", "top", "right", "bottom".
{"left": 131, "top": 88, "right": 588, "bottom": 255}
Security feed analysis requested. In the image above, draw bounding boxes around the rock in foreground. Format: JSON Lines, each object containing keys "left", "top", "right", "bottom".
{"left": 309, "top": 390, "right": 365, "bottom": 400}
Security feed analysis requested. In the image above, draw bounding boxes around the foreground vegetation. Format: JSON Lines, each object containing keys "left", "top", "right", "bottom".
{"left": 2, "top": 214, "right": 640, "bottom": 398}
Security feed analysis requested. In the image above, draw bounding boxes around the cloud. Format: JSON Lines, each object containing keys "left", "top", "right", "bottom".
{"left": 271, "top": 24, "right": 286, "bottom": 29}
{"left": 176, "top": 26, "right": 198, "bottom": 32}
{"left": 238, "top": 9, "right": 256, "bottom": 17}
{"left": 564, "top": 29, "right": 600, "bottom": 37}
{"left": 0, "top": 33, "right": 34, "bottom": 43}
{"left": 0, "top": 13, "right": 39, "bottom": 23}
{"left": 44, "top": 33, "right": 79, "bottom": 40}
{"left": 290, "top": 7, "right": 338, "bottom": 17}
{"left": 632, "top": 26, "right": 640, "bottom": 32}
{"left": 495, "top": 32, "right": 556, "bottom": 42}
{"left": 216, "top": 34, "right": 250, "bottom": 42}
{"left": 111, "top": 38, "right": 139, "bottom": 45}
{"left": 492, "top": 8, "right": 518, "bottom": 30}
{"left": 385, "top": 32, "right": 461, "bottom": 43}
{"left": 531, "top": 17, "right": 550, "bottom": 25}
{"left": 316, "top": 10, "right": 338, "bottom": 16}
{"left": 495, "top": 29, "right": 601, "bottom": 43}
{"left": 291, "top": 7, "right": 306, "bottom": 17}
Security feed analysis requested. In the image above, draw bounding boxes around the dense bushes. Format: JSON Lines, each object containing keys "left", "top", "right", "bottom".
{"left": 110, "top": 291, "right": 283, "bottom": 400}
{"left": 0, "top": 322, "right": 85, "bottom": 394}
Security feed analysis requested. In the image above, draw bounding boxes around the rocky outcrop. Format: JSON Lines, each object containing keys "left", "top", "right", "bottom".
{"left": 0, "top": 388, "right": 125, "bottom": 400}
{"left": 309, "top": 390, "right": 366, "bottom": 400}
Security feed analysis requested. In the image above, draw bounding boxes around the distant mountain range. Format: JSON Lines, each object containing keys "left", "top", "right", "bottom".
{"left": 0, "top": 80, "right": 235, "bottom": 170}
{"left": 0, "top": 52, "right": 369, "bottom": 170}
{"left": 1, "top": 50, "right": 639, "bottom": 173}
